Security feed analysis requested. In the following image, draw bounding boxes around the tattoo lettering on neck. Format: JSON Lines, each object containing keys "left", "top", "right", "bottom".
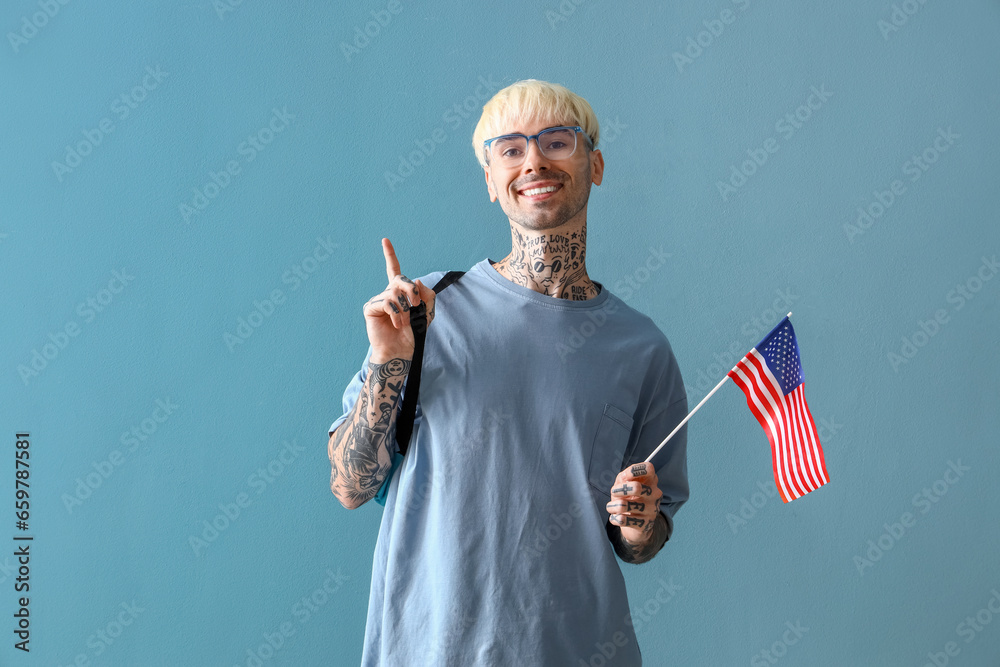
{"left": 495, "top": 227, "right": 598, "bottom": 300}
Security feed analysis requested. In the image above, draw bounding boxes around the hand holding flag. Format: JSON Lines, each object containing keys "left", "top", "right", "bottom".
{"left": 606, "top": 462, "right": 662, "bottom": 544}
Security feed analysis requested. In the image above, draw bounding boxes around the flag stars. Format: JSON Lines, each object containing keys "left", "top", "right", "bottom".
{"left": 761, "top": 323, "right": 804, "bottom": 393}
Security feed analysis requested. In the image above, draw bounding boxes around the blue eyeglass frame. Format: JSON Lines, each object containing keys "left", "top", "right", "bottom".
{"left": 482, "top": 125, "right": 593, "bottom": 164}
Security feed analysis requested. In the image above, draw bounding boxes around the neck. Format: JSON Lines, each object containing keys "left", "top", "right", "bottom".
{"left": 491, "top": 223, "right": 599, "bottom": 301}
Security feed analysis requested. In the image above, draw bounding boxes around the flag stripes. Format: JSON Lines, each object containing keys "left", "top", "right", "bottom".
{"left": 728, "top": 349, "right": 829, "bottom": 503}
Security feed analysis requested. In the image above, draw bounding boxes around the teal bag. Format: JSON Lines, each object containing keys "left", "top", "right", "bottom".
{"left": 373, "top": 449, "right": 404, "bottom": 507}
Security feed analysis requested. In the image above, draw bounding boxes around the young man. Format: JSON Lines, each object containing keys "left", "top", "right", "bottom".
{"left": 328, "top": 79, "right": 689, "bottom": 665}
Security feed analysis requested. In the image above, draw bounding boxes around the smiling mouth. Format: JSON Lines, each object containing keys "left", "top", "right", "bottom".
{"left": 517, "top": 184, "right": 562, "bottom": 200}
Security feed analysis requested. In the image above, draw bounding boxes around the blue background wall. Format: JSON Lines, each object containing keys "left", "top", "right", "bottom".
{"left": 2, "top": 1, "right": 998, "bottom": 665}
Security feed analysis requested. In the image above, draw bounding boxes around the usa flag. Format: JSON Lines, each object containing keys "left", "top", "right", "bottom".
{"left": 727, "top": 316, "right": 829, "bottom": 502}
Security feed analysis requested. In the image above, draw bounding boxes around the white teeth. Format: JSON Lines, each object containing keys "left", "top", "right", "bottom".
{"left": 522, "top": 185, "right": 558, "bottom": 196}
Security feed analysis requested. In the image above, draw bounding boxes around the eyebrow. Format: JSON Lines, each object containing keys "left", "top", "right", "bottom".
{"left": 497, "top": 123, "right": 573, "bottom": 137}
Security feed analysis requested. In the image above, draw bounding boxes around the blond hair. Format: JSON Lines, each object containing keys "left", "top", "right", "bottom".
{"left": 472, "top": 79, "right": 600, "bottom": 169}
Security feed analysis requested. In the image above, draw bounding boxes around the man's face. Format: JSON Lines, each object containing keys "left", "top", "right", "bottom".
{"left": 483, "top": 115, "right": 604, "bottom": 232}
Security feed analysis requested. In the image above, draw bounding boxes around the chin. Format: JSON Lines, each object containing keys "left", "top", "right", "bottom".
{"left": 519, "top": 212, "right": 572, "bottom": 229}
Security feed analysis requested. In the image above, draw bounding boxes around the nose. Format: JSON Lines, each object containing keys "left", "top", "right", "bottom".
{"left": 521, "top": 137, "right": 552, "bottom": 172}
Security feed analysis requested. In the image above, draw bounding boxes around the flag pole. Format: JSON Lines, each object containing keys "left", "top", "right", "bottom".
{"left": 644, "top": 312, "right": 792, "bottom": 464}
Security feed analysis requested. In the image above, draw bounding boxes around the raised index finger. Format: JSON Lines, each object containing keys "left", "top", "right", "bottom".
{"left": 382, "top": 237, "right": 402, "bottom": 282}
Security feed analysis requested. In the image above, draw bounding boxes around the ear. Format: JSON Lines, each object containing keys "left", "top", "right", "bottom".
{"left": 590, "top": 148, "right": 604, "bottom": 187}
{"left": 484, "top": 167, "right": 497, "bottom": 202}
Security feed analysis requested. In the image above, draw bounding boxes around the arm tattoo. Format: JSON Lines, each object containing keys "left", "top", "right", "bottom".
{"left": 329, "top": 357, "right": 410, "bottom": 507}
{"left": 367, "top": 358, "right": 411, "bottom": 387}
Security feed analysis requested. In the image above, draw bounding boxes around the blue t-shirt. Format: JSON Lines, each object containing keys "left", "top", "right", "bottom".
{"left": 329, "top": 258, "right": 689, "bottom": 666}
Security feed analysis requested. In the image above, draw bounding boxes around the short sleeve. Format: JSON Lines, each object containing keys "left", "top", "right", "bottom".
{"left": 623, "top": 347, "right": 689, "bottom": 539}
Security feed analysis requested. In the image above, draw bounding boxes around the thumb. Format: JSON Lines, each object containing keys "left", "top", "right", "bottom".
{"left": 415, "top": 279, "right": 434, "bottom": 306}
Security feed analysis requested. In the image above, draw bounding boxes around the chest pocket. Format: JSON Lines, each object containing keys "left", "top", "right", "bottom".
{"left": 587, "top": 403, "right": 634, "bottom": 495}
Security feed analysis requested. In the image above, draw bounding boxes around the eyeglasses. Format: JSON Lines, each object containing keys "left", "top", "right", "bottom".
{"left": 483, "top": 126, "right": 592, "bottom": 168}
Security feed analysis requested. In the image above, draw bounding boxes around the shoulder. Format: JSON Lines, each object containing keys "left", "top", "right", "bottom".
{"left": 605, "top": 291, "right": 679, "bottom": 356}
{"left": 413, "top": 269, "right": 449, "bottom": 289}
{"left": 413, "top": 266, "right": 474, "bottom": 293}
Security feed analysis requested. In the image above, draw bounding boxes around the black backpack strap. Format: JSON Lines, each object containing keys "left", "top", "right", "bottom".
{"left": 431, "top": 270, "right": 464, "bottom": 294}
{"left": 395, "top": 271, "right": 465, "bottom": 456}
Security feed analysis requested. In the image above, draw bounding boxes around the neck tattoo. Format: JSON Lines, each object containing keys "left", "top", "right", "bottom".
{"left": 492, "top": 226, "right": 599, "bottom": 301}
